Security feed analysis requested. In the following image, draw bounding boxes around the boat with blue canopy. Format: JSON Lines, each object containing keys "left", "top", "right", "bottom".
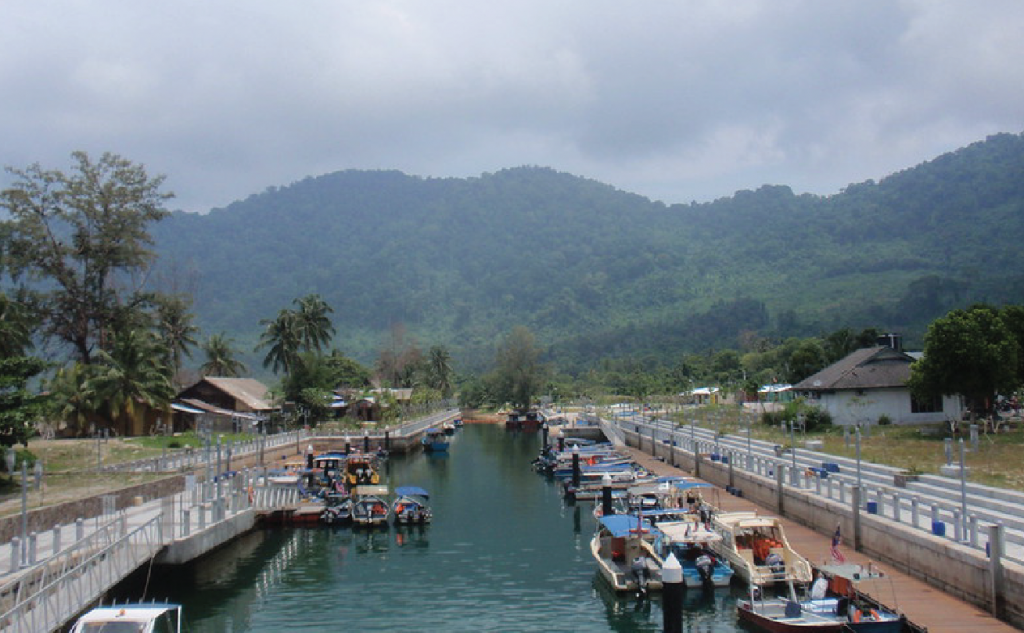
{"left": 392, "top": 485, "right": 432, "bottom": 525}
{"left": 590, "top": 514, "right": 664, "bottom": 595}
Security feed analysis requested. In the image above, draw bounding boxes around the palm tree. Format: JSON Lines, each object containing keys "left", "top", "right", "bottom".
{"left": 200, "top": 333, "right": 248, "bottom": 377}
{"left": 46, "top": 362, "right": 97, "bottom": 436}
{"left": 87, "top": 328, "right": 175, "bottom": 436}
{"left": 256, "top": 309, "right": 301, "bottom": 374}
{"left": 293, "top": 294, "right": 335, "bottom": 353}
{"left": 155, "top": 296, "right": 200, "bottom": 383}
{"left": 426, "top": 345, "right": 454, "bottom": 398}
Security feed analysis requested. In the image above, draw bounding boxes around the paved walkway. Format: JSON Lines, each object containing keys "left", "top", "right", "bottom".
{"left": 623, "top": 446, "right": 1018, "bottom": 633}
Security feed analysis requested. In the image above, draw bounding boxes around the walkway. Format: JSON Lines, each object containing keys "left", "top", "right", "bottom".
{"left": 622, "top": 446, "right": 1017, "bottom": 633}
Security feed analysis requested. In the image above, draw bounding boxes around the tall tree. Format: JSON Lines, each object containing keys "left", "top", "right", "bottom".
{"left": 200, "top": 333, "right": 248, "bottom": 377}
{"left": 46, "top": 362, "right": 97, "bottom": 436}
{"left": 425, "top": 345, "right": 454, "bottom": 398}
{"left": 909, "top": 305, "right": 1020, "bottom": 418}
{"left": 0, "top": 356, "right": 49, "bottom": 448}
{"left": 0, "top": 152, "right": 172, "bottom": 364}
{"left": 155, "top": 294, "right": 200, "bottom": 383}
{"left": 256, "top": 308, "right": 301, "bottom": 375}
{"left": 293, "top": 294, "right": 335, "bottom": 353}
{"left": 492, "top": 326, "right": 546, "bottom": 410}
{"left": 0, "top": 293, "right": 34, "bottom": 358}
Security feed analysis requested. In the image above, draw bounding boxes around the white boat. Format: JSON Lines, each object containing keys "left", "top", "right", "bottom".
{"left": 711, "top": 512, "right": 812, "bottom": 586}
{"left": 70, "top": 603, "right": 182, "bottom": 633}
{"left": 392, "top": 486, "right": 432, "bottom": 525}
{"left": 351, "top": 484, "right": 392, "bottom": 527}
{"left": 590, "top": 514, "right": 664, "bottom": 594}
{"left": 657, "top": 518, "right": 734, "bottom": 587}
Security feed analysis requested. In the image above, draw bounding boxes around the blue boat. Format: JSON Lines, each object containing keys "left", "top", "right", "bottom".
{"left": 392, "top": 486, "right": 432, "bottom": 525}
{"left": 422, "top": 428, "right": 450, "bottom": 453}
{"left": 657, "top": 519, "right": 735, "bottom": 588}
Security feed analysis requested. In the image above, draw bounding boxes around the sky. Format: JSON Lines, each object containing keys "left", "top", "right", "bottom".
{"left": 3, "top": 1, "right": 1023, "bottom": 213}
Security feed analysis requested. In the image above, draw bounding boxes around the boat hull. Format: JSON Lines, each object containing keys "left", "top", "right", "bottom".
{"left": 737, "top": 600, "right": 844, "bottom": 632}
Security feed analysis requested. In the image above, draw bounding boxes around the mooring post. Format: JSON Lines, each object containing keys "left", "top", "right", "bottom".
{"left": 988, "top": 523, "right": 1005, "bottom": 618}
{"left": 852, "top": 485, "right": 862, "bottom": 552}
{"left": 602, "top": 473, "right": 613, "bottom": 517}
{"left": 571, "top": 447, "right": 581, "bottom": 490}
{"left": 662, "top": 553, "right": 683, "bottom": 633}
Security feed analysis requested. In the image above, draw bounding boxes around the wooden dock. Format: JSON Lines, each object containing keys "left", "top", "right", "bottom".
{"left": 622, "top": 447, "right": 1018, "bottom": 633}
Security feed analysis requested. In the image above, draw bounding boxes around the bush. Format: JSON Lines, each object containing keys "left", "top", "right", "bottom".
{"left": 877, "top": 414, "right": 892, "bottom": 426}
{"left": 758, "top": 399, "right": 831, "bottom": 432}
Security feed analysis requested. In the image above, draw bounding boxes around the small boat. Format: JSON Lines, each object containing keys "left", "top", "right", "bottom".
{"left": 442, "top": 421, "right": 456, "bottom": 435}
{"left": 453, "top": 418, "right": 464, "bottom": 428}
{"left": 351, "top": 484, "right": 392, "bottom": 527}
{"left": 343, "top": 454, "right": 381, "bottom": 487}
{"left": 590, "top": 514, "right": 664, "bottom": 595}
{"left": 320, "top": 490, "right": 353, "bottom": 526}
{"left": 712, "top": 512, "right": 812, "bottom": 586}
{"left": 657, "top": 519, "right": 734, "bottom": 587}
{"left": 817, "top": 563, "right": 905, "bottom": 632}
{"left": 70, "top": 602, "right": 183, "bottom": 633}
{"left": 737, "top": 592, "right": 845, "bottom": 632}
{"left": 421, "top": 428, "right": 450, "bottom": 453}
{"left": 392, "top": 486, "right": 432, "bottom": 524}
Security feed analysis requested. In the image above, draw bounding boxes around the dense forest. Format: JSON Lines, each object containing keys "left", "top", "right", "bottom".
{"left": 150, "top": 132, "right": 1024, "bottom": 376}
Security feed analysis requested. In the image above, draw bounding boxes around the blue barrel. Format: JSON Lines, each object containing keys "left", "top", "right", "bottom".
{"left": 932, "top": 520, "right": 946, "bottom": 536}
{"left": 721, "top": 455, "right": 729, "bottom": 464}
{"left": 866, "top": 501, "right": 878, "bottom": 514}
{"left": 822, "top": 462, "right": 840, "bottom": 473}
{"left": 710, "top": 453, "right": 721, "bottom": 462}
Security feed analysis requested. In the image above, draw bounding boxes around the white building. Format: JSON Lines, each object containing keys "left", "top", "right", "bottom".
{"left": 793, "top": 346, "right": 963, "bottom": 426}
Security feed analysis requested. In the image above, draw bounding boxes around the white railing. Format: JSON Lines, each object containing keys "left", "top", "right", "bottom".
{"left": 0, "top": 516, "right": 163, "bottom": 633}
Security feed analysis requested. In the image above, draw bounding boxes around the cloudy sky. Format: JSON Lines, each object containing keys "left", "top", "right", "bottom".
{"left": 3, "top": 1, "right": 1023, "bottom": 213}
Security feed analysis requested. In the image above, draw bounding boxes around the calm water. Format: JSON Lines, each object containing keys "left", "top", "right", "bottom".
{"left": 138, "top": 424, "right": 748, "bottom": 632}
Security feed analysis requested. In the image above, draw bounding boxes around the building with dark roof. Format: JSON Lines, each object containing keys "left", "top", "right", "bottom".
{"left": 793, "top": 346, "right": 963, "bottom": 426}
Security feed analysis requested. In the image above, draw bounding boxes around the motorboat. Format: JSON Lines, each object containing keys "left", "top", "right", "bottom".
{"left": 590, "top": 514, "right": 664, "bottom": 595}
{"left": 817, "top": 563, "right": 905, "bottom": 632}
{"left": 343, "top": 454, "right": 381, "bottom": 487}
{"left": 711, "top": 512, "right": 812, "bottom": 586}
{"left": 657, "top": 519, "right": 734, "bottom": 587}
{"left": 70, "top": 602, "right": 182, "bottom": 633}
{"left": 392, "top": 486, "right": 432, "bottom": 525}
{"left": 320, "top": 490, "right": 353, "bottom": 526}
{"left": 351, "top": 484, "right": 392, "bottom": 527}
{"left": 421, "top": 428, "right": 450, "bottom": 453}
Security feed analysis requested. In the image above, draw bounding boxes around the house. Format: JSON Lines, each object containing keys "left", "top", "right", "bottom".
{"left": 173, "top": 377, "right": 275, "bottom": 433}
{"left": 793, "top": 345, "right": 963, "bottom": 426}
{"left": 688, "top": 387, "right": 722, "bottom": 406}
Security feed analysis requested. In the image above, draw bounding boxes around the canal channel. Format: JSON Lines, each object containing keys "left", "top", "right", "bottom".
{"left": 112, "top": 423, "right": 749, "bottom": 632}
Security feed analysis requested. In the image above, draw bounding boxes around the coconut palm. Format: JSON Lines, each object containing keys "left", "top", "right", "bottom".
{"left": 46, "top": 362, "right": 97, "bottom": 436}
{"left": 256, "top": 309, "right": 302, "bottom": 375}
{"left": 87, "top": 327, "right": 175, "bottom": 436}
{"left": 200, "top": 333, "right": 248, "bottom": 377}
{"left": 155, "top": 295, "right": 200, "bottom": 381}
{"left": 426, "top": 345, "right": 454, "bottom": 398}
{"left": 293, "top": 294, "right": 335, "bottom": 353}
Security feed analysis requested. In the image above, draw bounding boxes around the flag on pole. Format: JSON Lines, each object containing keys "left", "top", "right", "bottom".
{"left": 830, "top": 524, "right": 846, "bottom": 563}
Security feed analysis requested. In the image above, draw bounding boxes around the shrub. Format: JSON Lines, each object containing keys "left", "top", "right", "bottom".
{"left": 877, "top": 414, "right": 892, "bottom": 426}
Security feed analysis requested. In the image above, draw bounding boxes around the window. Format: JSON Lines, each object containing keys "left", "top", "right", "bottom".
{"left": 910, "top": 394, "right": 942, "bottom": 414}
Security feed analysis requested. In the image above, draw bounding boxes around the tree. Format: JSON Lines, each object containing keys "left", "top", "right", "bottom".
{"left": 909, "top": 305, "right": 1020, "bottom": 418}
{"left": 87, "top": 327, "right": 175, "bottom": 435}
{"left": 155, "top": 294, "right": 199, "bottom": 384}
{"left": 256, "top": 309, "right": 301, "bottom": 375}
{"left": 492, "top": 326, "right": 546, "bottom": 410}
{"left": 324, "top": 350, "right": 372, "bottom": 388}
{"left": 0, "top": 356, "right": 49, "bottom": 447}
{"left": 293, "top": 294, "right": 335, "bottom": 353}
{"left": 0, "top": 293, "right": 34, "bottom": 358}
{"left": 45, "top": 362, "right": 96, "bottom": 436}
{"left": 424, "top": 345, "right": 454, "bottom": 398}
{"left": 199, "top": 333, "right": 248, "bottom": 377}
{"left": 1, "top": 152, "right": 172, "bottom": 364}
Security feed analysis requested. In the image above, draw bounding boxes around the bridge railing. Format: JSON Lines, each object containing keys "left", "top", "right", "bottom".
{"left": 0, "top": 515, "right": 163, "bottom": 633}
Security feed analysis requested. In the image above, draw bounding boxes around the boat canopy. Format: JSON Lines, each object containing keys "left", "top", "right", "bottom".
{"left": 395, "top": 486, "right": 429, "bottom": 498}
{"left": 598, "top": 514, "right": 656, "bottom": 538}
{"left": 657, "top": 521, "right": 722, "bottom": 543}
{"left": 672, "top": 481, "right": 713, "bottom": 491}
{"left": 73, "top": 603, "right": 182, "bottom": 630}
{"left": 353, "top": 484, "right": 390, "bottom": 497}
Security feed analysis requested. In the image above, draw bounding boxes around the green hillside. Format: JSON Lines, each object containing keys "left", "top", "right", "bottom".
{"left": 150, "top": 132, "right": 1024, "bottom": 374}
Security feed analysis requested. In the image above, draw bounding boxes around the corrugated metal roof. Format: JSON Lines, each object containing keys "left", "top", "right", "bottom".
{"left": 794, "top": 346, "right": 914, "bottom": 391}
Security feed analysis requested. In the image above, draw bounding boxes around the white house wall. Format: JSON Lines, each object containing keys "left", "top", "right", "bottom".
{"left": 816, "top": 389, "right": 963, "bottom": 426}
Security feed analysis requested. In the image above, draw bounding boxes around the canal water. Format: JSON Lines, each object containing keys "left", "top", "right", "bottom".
{"left": 139, "top": 423, "right": 748, "bottom": 632}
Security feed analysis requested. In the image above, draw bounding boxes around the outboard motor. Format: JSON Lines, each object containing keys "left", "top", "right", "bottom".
{"left": 695, "top": 551, "right": 714, "bottom": 587}
{"left": 632, "top": 556, "right": 649, "bottom": 597}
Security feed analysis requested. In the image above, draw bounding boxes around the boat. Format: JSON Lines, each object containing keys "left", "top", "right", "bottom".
{"left": 351, "top": 484, "right": 392, "bottom": 527}
{"left": 817, "top": 563, "right": 905, "bottom": 632}
{"left": 505, "top": 408, "right": 543, "bottom": 431}
{"left": 421, "top": 428, "right": 450, "bottom": 453}
{"left": 442, "top": 421, "right": 456, "bottom": 435}
{"left": 342, "top": 454, "right": 381, "bottom": 487}
{"left": 70, "top": 602, "right": 182, "bottom": 633}
{"left": 656, "top": 519, "right": 734, "bottom": 587}
{"left": 711, "top": 512, "right": 812, "bottom": 586}
{"left": 392, "top": 486, "right": 432, "bottom": 525}
{"left": 737, "top": 591, "right": 846, "bottom": 632}
{"left": 320, "top": 490, "right": 353, "bottom": 526}
{"left": 590, "top": 514, "right": 664, "bottom": 594}
{"left": 453, "top": 418, "right": 464, "bottom": 428}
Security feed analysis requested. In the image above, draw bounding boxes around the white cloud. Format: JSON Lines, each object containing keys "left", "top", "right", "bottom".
{"left": 1, "top": 0, "right": 1022, "bottom": 211}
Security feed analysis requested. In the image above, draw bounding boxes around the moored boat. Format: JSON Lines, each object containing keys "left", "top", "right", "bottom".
{"left": 70, "top": 602, "right": 182, "bottom": 633}
{"left": 392, "top": 486, "right": 432, "bottom": 524}
{"left": 343, "top": 454, "right": 381, "bottom": 487}
{"left": 351, "top": 484, "right": 392, "bottom": 527}
{"left": 657, "top": 519, "right": 734, "bottom": 587}
{"left": 320, "top": 490, "right": 353, "bottom": 526}
{"left": 736, "top": 593, "right": 846, "bottom": 632}
{"left": 421, "top": 428, "right": 450, "bottom": 453}
{"left": 712, "top": 512, "right": 812, "bottom": 586}
{"left": 817, "top": 563, "right": 904, "bottom": 632}
{"left": 590, "top": 514, "right": 664, "bottom": 595}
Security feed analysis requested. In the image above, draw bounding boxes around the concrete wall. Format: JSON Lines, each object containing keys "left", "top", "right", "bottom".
{"left": 623, "top": 428, "right": 1024, "bottom": 628}
{"left": 818, "top": 390, "right": 963, "bottom": 426}
{"left": 0, "top": 476, "right": 185, "bottom": 542}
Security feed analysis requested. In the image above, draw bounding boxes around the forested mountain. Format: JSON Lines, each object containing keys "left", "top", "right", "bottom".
{"left": 150, "top": 132, "right": 1024, "bottom": 375}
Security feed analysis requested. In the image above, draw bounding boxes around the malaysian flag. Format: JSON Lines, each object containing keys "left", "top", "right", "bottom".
{"left": 830, "top": 524, "right": 846, "bottom": 563}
